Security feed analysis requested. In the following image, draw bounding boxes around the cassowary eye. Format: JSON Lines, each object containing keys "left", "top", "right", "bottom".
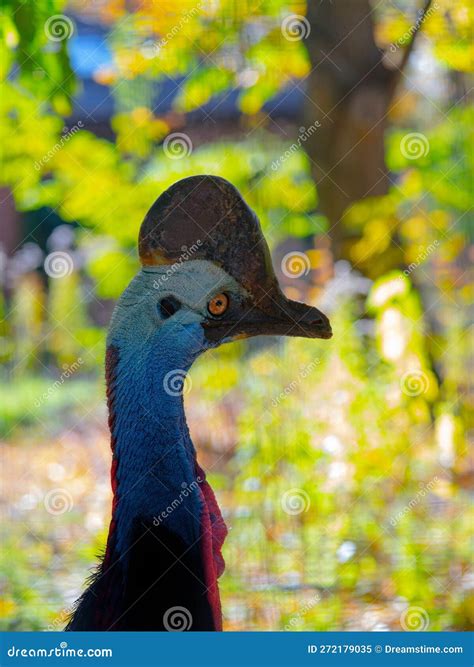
{"left": 207, "top": 293, "right": 229, "bottom": 317}
{"left": 159, "top": 297, "right": 181, "bottom": 319}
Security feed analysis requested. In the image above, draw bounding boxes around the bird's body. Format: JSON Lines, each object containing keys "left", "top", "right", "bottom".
{"left": 67, "top": 175, "right": 331, "bottom": 631}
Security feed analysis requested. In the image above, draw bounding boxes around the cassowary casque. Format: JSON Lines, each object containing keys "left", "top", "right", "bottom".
{"left": 67, "top": 175, "right": 332, "bottom": 631}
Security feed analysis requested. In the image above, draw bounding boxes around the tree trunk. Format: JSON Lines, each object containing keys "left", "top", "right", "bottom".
{"left": 303, "top": 0, "right": 431, "bottom": 259}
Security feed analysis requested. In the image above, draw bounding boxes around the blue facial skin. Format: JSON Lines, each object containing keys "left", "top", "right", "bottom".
{"left": 108, "top": 321, "right": 217, "bottom": 556}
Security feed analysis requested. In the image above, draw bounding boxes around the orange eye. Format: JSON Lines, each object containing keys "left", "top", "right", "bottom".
{"left": 207, "top": 293, "right": 229, "bottom": 316}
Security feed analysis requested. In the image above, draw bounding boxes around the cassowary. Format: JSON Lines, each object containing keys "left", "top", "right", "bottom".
{"left": 67, "top": 175, "right": 332, "bottom": 631}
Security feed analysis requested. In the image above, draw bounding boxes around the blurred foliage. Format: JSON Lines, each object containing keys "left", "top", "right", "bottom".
{"left": 0, "top": 0, "right": 472, "bottom": 631}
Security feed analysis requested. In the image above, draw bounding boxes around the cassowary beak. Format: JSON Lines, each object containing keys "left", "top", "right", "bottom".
{"left": 202, "top": 288, "right": 332, "bottom": 343}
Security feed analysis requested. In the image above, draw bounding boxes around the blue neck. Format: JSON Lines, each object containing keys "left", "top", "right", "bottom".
{"left": 67, "top": 322, "right": 221, "bottom": 631}
{"left": 108, "top": 325, "right": 205, "bottom": 554}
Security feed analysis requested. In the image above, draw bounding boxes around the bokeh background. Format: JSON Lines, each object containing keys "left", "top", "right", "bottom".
{"left": 0, "top": 0, "right": 472, "bottom": 631}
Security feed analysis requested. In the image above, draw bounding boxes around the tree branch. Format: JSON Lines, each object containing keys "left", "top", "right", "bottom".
{"left": 389, "top": 0, "right": 433, "bottom": 97}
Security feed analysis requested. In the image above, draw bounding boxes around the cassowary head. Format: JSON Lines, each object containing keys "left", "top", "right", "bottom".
{"left": 108, "top": 175, "right": 331, "bottom": 366}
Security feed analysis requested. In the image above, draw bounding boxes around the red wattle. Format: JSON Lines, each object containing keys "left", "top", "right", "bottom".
{"left": 196, "top": 463, "right": 228, "bottom": 630}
